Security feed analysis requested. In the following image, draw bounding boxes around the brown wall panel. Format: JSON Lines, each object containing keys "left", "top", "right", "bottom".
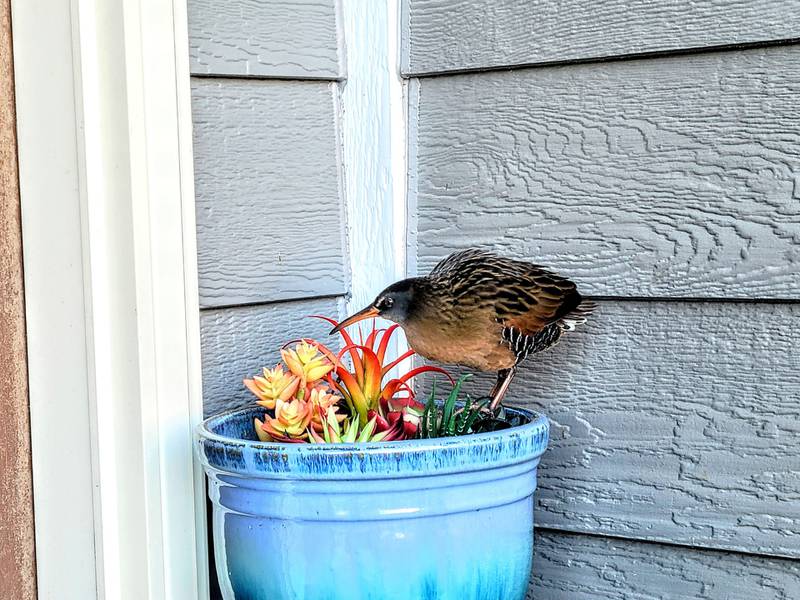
{"left": 0, "top": 0, "right": 36, "bottom": 596}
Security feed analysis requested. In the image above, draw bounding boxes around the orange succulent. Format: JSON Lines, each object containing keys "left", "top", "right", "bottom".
{"left": 257, "top": 398, "right": 314, "bottom": 443}
{"left": 281, "top": 341, "right": 333, "bottom": 386}
{"left": 244, "top": 365, "right": 300, "bottom": 410}
{"left": 307, "top": 386, "right": 345, "bottom": 433}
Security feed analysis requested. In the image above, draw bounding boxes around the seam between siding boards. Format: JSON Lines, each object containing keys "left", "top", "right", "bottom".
{"left": 199, "top": 293, "right": 347, "bottom": 313}
{"left": 584, "top": 296, "right": 800, "bottom": 305}
{"left": 401, "top": 37, "right": 800, "bottom": 79}
{"left": 200, "top": 295, "right": 800, "bottom": 313}
{"left": 535, "top": 525, "right": 800, "bottom": 564}
{"left": 189, "top": 72, "right": 345, "bottom": 82}
{"left": 200, "top": 289, "right": 800, "bottom": 309}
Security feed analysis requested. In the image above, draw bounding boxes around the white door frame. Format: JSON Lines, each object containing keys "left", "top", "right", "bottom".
{"left": 12, "top": 0, "right": 209, "bottom": 597}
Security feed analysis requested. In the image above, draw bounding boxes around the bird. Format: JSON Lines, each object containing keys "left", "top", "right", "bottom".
{"left": 331, "top": 248, "right": 595, "bottom": 411}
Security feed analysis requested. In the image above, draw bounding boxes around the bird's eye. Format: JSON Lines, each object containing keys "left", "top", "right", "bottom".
{"left": 379, "top": 297, "right": 394, "bottom": 310}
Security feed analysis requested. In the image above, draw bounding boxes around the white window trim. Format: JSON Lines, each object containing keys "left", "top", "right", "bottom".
{"left": 12, "top": 0, "right": 209, "bottom": 597}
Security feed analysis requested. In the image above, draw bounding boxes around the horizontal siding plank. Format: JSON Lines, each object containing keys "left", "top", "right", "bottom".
{"left": 188, "top": 0, "right": 342, "bottom": 79}
{"left": 421, "top": 301, "right": 800, "bottom": 558}
{"left": 200, "top": 297, "right": 342, "bottom": 416}
{"left": 414, "top": 47, "right": 800, "bottom": 299}
{"left": 192, "top": 79, "right": 348, "bottom": 308}
{"left": 403, "top": 0, "right": 800, "bottom": 75}
{"left": 529, "top": 531, "right": 800, "bottom": 599}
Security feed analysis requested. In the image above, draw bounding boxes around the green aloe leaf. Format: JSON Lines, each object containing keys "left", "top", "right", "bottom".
{"left": 421, "top": 380, "right": 437, "bottom": 439}
{"left": 462, "top": 400, "right": 487, "bottom": 434}
{"left": 455, "top": 397, "right": 472, "bottom": 435}
{"left": 415, "top": 374, "right": 498, "bottom": 439}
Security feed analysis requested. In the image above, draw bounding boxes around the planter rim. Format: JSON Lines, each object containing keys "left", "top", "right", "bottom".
{"left": 197, "top": 405, "right": 549, "bottom": 480}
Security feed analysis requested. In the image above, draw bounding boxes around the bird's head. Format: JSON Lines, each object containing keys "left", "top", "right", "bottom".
{"left": 330, "top": 278, "right": 419, "bottom": 334}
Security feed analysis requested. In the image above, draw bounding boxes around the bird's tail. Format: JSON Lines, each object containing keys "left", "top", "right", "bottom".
{"left": 559, "top": 300, "right": 596, "bottom": 331}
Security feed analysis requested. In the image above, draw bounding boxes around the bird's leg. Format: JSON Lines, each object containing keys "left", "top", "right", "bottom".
{"left": 488, "top": 367, "right": 517, "bottom": 413}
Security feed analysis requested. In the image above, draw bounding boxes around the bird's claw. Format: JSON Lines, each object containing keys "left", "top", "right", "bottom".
{"left": 470, "top": 396, "right": 511, "bottom": 433}
{"left": 473, "top": 395, "right": 505, "bottom": 418}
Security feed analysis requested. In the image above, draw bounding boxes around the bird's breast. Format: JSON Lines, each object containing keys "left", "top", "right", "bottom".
{"left": 402, "top": 320, "right": 516, "bottom": 372}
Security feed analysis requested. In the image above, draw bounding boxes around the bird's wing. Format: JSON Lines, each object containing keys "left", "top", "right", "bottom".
{"left": 493, "top": 269, "right": 582, "bottom": 335}
{"left": 428, "top": 248, "right": 498, "bottom": 279}
{"left": 438, "top": 250, "right": 581, "bottom": 335}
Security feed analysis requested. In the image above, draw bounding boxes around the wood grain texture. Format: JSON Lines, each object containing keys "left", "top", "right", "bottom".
{"left": 421, "top": 301, "right": 800, "bottom": 558}
{"left": 188, "top": 0, "right": 343, "bottom": 79}
{"left": 200, "top": 297, "right": 342, "bottom": 416}
{"left": 192, "top": 79, "right": 348, "bottom": 308}
{"left": 0, "top": 0, "right": 36, "bottom": 595}
{"left": 529, "top": 531, "right": 800, "bottom": 599}
{"left": 403, "top": 0, "right": 800, "bottom": 75}
{"left": 413, "top": 46, "right": 800, "bottom": 299}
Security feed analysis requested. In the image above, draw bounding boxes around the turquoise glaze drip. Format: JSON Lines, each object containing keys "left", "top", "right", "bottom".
{"left": 197, "top": 406, "right": 549, "bottom": 600}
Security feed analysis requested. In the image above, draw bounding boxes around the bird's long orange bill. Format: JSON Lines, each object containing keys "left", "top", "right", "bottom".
{"left": 330, "top": 306, "right": 380, "bottom": 334}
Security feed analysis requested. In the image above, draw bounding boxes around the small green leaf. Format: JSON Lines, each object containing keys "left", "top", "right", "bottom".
{"left": 358, "top": 416, "right": 378, "bottom": 442}
{"left": 455, "top": 397, "right": 473, "bottom": 435}
{"left": 419, "top": 380, "right": 438, "bottom": 439}
{"left": 442, "top": 391, "right": 456, "bottom": 431}
{"left": 343, "top": 418, "right": 359, "bottom": 443}
{"left": 442, "top": 374, "right": 469, "bottom": 435}
{"left": 371, "top": 430, "right": 389, "bottom": 442}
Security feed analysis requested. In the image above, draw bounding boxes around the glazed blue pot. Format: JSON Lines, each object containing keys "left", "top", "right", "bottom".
{"left": 197, "top": 406, "right": 549, "bottom": 600}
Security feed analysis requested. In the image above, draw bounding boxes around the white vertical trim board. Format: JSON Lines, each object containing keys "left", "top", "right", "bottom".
{"left": 387, "top": 0, "right": 409, "bottom": 281}
{"left": 340, "top": 0, "right": 408, "bottom": 311}
{"left": 340, "top": 0, "right": 409, "bottom": 362}
{"left": 11, "top": 0, "right": 99, "bottom": 595}
{"left": 12, "top": 0, "right": 209, "bottom": 597}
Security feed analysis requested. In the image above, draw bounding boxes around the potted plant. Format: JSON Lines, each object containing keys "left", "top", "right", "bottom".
{"left": 196, "top": 317, "right": 549, "bottom": 600}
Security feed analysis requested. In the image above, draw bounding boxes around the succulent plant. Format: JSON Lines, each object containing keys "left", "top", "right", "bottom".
{"left": 245, "top": 317, "right": 458, "bottom": 444}
{"left": 244, "top": 364, "right": 300, "bottom": 410}
{"left": 255, "top": 397, "right": 313, "bottom": 443}
{"left": 308, "top": 408, "right": 390, "bottom": 443}
{"left": 249, "top": 340, "right": 344, "bottom": 443}
{"left": 281, "top": 340, "right": 334, "bottom": 387}
{"left": 418, "top": 375, "right": 491, "bottom": 439}
{"left": 313, "top": 317, "right": 450, "bottom": 429}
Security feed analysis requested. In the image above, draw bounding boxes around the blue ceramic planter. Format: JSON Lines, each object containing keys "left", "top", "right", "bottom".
{"left": 197, "top": 406, "right": 549, "bottom": 600}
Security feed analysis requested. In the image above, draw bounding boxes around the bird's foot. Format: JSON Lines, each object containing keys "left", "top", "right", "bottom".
{"left": 473, "top": 395, "right": 503, "bottom": 417}
{"left": 471, "top": 396, "right": 511, "bottom": 433}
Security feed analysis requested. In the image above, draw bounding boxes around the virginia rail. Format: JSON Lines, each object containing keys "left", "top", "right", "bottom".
{"left": 331, "top": 248, "right": 594, "bottom": 411}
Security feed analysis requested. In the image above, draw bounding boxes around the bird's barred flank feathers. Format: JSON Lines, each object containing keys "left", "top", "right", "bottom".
{"left": 501, "top": 321, "right": 563, "bottom": 363}
{"left": 502, "top": 325, "right": 531, "bottom": 358}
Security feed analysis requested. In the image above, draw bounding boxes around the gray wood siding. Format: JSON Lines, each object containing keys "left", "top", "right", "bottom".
{"left": 192, "top": 79, "right": 348, "bottom": 308}
{"left": 405, "top": 0, "right": 800, "bottom": 594}
{"left": 403, "top": 0, "right": 800, "bottom": 75}
{"left": 530, "top": 531, "right": 800, "bottom": 599}
{"left": 189, "top": 0, "right": 343, "bottom": 79}
{"left": 189, "top": 4, "right": 348, "bottom": 595}
{"left": 428, "top": 301, "right": 800, "bottom": 558}
{"left": 200, "top": 297, "right": 342, "bottom": 417}
{"left": 412, "top": 46, "right": 800, "bottom": 300}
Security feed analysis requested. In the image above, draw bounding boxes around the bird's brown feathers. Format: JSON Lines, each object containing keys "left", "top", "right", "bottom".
{"left": 396, "top": 248, "right": 594, "bottom": 371}
{"left": 428, "top": 248, "right": 582, "bottom": 336}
